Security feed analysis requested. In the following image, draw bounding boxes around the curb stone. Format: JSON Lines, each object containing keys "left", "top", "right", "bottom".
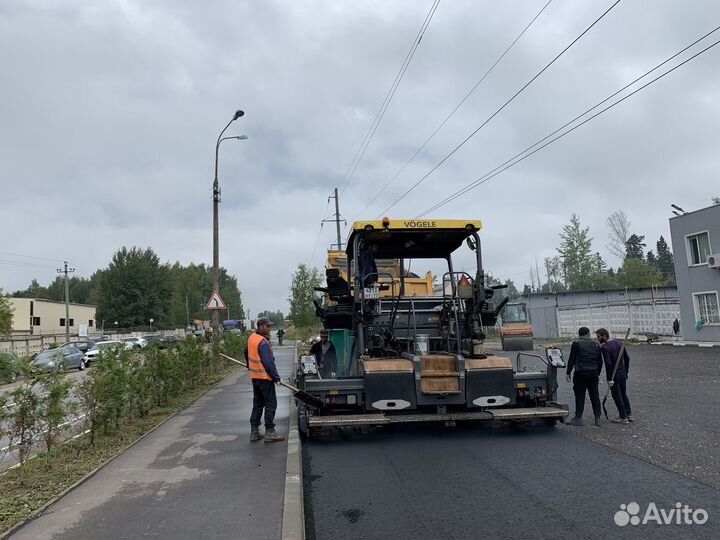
{"left": 282, "top": 341, "right": 304, "bottom": 540}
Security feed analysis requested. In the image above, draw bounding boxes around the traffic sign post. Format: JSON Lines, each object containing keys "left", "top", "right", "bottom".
{"left": 206, "top": 291, "right": 227, "bottom": 311}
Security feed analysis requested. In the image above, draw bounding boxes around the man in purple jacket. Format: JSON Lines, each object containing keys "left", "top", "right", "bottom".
{"left": 596, "top": 328, "right": 634, "bottom": 424}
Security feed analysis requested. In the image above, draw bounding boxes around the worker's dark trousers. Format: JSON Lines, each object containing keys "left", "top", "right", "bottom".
{"left": 610, "top": 373, "right": 632, "bottom": 418}
{"left": 573, "top": 372, "right": 601, "bottom": 419}
{"left": 250, "top": 379, "right": 277, "bottom": 430}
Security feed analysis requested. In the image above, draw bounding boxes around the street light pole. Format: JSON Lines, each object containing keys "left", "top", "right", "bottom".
{"left": 213, "top": 109, "right": 246, "bottom": 333}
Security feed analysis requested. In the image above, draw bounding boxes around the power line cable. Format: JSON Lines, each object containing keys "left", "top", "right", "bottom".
{"left": 351, "top": 0, "right": 553, "bottom": 221}
{"left": 340, "top": 0, "right": 441, "bottom": 196}
{"left": 0, "top": 251, "right": 62, "bottom": 263}
{"left": 417, "top": 33, "right": 720, "bottom": 217}
{"left": 377, "top": 0, "right": 622, "bottom": 217}
{"left": 0, "top": 259, "right": 59, "bottom": 270}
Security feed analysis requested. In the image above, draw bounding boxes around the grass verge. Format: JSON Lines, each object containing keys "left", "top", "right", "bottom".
{"left": 0, "top": 366, "right": 236, "bottom": 536}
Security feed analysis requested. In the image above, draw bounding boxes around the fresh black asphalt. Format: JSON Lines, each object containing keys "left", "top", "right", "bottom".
{"left": 303, "top": 345, "right": 720, "bottom": 540}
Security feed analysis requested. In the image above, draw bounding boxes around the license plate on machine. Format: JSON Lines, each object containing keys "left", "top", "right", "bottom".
{"left": 364, "top": 287, "right": 380, "bottom": 299}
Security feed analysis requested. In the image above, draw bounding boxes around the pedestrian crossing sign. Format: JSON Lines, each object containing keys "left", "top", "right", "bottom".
{"left": 206, "top": 291, "right": 227, "bottom": 310}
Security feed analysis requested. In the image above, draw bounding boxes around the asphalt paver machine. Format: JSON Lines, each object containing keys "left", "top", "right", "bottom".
{"left": 296, "top": 219, "right": 568, "bottom": 436}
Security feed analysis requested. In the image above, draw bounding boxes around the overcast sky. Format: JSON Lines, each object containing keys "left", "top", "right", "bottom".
{"left": 1, "top": 0, "right": 719, "bottom": 316}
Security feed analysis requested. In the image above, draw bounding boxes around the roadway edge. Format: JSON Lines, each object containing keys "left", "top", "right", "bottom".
{"left": 281, "top": 341, "right": 305, "bottom": 540}
{"left": 0, "top": 366, "right": 238, "bottom": 540}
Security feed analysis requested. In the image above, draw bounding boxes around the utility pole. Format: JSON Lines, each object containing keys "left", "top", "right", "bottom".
{"left": 324, "top": 188, "right": 346, "bottom": 250}
{"left": 535, "top": 257, "right": 542, "bottom": 294}
{"left": 212, "top": 109, "right": 245, "bottom": 334}
{"left": 185, "top": 295, "right": 190, "bottom": 327}
{"left": 57, "top": 261, "right": 75, "bottom": 343}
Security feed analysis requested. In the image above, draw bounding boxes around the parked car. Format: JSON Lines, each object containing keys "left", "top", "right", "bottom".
{"left": 32, "top": 347, "right": 85, "bottom": 372}
{"left": 59, "top": 340, "right": 96, "bottom": 354}
{"left": 0, "top": 351, "right": 21, "bottom": 383}
{"left": 83, "top": 340, "right": 124, "bottom": 364}
{"left": 143, "top": 335, "right": 164, "bottom": 347}
{"left": 122, "top": 336, "right": 147, "bottom": 349}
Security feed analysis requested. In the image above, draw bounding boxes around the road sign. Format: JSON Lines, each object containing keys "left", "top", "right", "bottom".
{"left": 206, "top": 291, "right": 227, "bottom": 310}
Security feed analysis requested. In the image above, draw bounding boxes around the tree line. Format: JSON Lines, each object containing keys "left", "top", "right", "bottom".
{"left": 10, "top": 247, "right": 244, "bottom": 330}
{"left": 529, "top": 211, "right": 675, "bottom": 294}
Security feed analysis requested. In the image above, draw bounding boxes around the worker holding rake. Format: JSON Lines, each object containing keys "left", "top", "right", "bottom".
{"left": 597, "top": 328, "right": 634, "bottom": 424}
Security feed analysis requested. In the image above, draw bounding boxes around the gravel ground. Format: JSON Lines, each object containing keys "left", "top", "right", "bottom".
{"left": 528, "top": 343, "right": 720, "bottom": 489}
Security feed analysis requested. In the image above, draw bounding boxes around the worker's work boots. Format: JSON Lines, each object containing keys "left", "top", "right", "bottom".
{"left": 264, "top": 430, "right": 285, "bottom": 443}
{"left": 250, "top": 428, "right": 263, "bottom": 442}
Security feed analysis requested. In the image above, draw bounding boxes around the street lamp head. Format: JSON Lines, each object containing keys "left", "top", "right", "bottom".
{"left": 232, "top": 110, "right": 245, "bottom": 121}
{"left": 236, "top": 135, "right": 248, "bottom": 140}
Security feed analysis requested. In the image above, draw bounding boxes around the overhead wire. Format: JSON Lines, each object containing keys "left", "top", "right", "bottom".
{"left": 0, "top": 259, "right": 59, "bottom": 270}
{"left": 416, "top": 30, "right": 720, "bottom": 217}
{"left": 0, "top": 251, "right": 62, "bottom": 263}
{"left": 339, "top": 0, "right": 441, "bottom": 196}
{"left": 351, "top": 0, "right": 553, "bottom": 221}
{"left": 377, "top": 0, "right": 622, "bottom": 217}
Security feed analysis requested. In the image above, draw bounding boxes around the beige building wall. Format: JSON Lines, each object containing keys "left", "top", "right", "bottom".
{"left": 9, "top": 298, "right": 97, "bottom": 336}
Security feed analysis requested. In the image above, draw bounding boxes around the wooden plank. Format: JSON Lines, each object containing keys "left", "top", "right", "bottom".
{"left": 363, "top": 358, "right": 414, "bottom": 373}
{"left": 421, "top": 376, "right": 459, "bottom": 392}
{"left": 465, "top": 356, "right": 512, "bottom": 370}
{"left": 420, "top": 355, "right": 456, "bottom": 372}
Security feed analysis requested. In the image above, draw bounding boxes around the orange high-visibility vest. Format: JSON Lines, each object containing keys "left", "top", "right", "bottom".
{"left": 247, "top": 333, "right": 273, "bottom": 381}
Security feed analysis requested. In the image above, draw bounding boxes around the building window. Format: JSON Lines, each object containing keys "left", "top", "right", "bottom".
{"left": 693, "top": 292, "right": 720, "bottom": 325}
{"left": 30, "top": 317, "right": 40, "bottom": 326}
{"left": 69, "top": 318, "right": 74, "bottom": 327}
{"left": 60, "top": 318, "right": 65, "bottom": 327}
{"left": 89, "top": 320, "right": 94, "bottom": 327}
{"left": 686, "top": 231, "right": 712, "bottom": 266}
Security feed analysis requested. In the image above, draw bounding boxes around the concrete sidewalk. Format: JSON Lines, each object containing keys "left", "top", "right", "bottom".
{"left": 9, "top": 346, "right": 298, "bottom": 540}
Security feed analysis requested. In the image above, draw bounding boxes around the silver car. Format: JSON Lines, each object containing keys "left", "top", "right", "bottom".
{"left": 32, "top": 347, "right": 85, "bottom": 372}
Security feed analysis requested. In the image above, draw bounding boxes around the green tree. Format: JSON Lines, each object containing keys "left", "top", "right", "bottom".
{"left": 11, "top": 279, "right": 48, "bottom": 299}
{"left": 615, "top": 258, "right": 663, "bottom": 288}
{"left": 96, "top": 247, "right": 172, "bottom": 328}
{"left": 646, "top": 250, "right": 657, "bottom": 270}
{"left": 166, "top": 263, "right": 244, "bottom": 328}
{"left": 258, "top": 310, "right": 285, "bottom": 327}
{"left": 0, "top": 290, "right": 13, "bottom": 337}
{"left": 557, "top": 214, "right": 597, "bottom": 291}
{"left": 625, "top": 234, "right": 646, "bottom": 260}
{"left": 288, "top": 264, "right": 322, "bottom": 329}
{"left": 655, "top": 236, "right": 675, "bottom": 285}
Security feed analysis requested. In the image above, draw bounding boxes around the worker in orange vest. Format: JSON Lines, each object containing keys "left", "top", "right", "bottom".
{"left": 248, "top": 317, "right": 285, "bottom": 443}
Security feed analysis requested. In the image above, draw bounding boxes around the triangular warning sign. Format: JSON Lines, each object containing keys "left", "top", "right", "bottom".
{"left": 206, "top": 291, "right": 227, "bottom": 310}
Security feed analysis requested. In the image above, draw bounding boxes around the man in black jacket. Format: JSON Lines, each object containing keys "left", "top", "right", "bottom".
{"left": 565, "top": 327, "right": 603, "bottom": 427}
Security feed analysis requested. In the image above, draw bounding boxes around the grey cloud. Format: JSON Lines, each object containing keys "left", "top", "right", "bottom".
{"left": 2, "top": 0, "right": 719, "bottom": 312}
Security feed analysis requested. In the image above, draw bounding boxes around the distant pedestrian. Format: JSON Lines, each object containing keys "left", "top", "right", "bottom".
{"left": 565, "top": 327, "right": 603, "bottom": 427}
{"left": 247, "top": 317, "right": 285, "bottom": 443}
{"left": 277, "top": 328, "right": 285, "bottom": 346}
{"left": 596, "top": 328, "right": 633, "bottom": 424}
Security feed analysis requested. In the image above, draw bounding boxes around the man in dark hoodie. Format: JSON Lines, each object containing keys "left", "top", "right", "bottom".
{"left": 596, "top": 328, "right": 633, "bottom": 424}
{"left": 565, "top": 327, "right": 603, "bottom": 426}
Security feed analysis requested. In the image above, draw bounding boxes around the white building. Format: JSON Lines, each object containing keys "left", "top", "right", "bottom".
{"left": 8, "top": 298, "right": 97, "bottom": 337}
